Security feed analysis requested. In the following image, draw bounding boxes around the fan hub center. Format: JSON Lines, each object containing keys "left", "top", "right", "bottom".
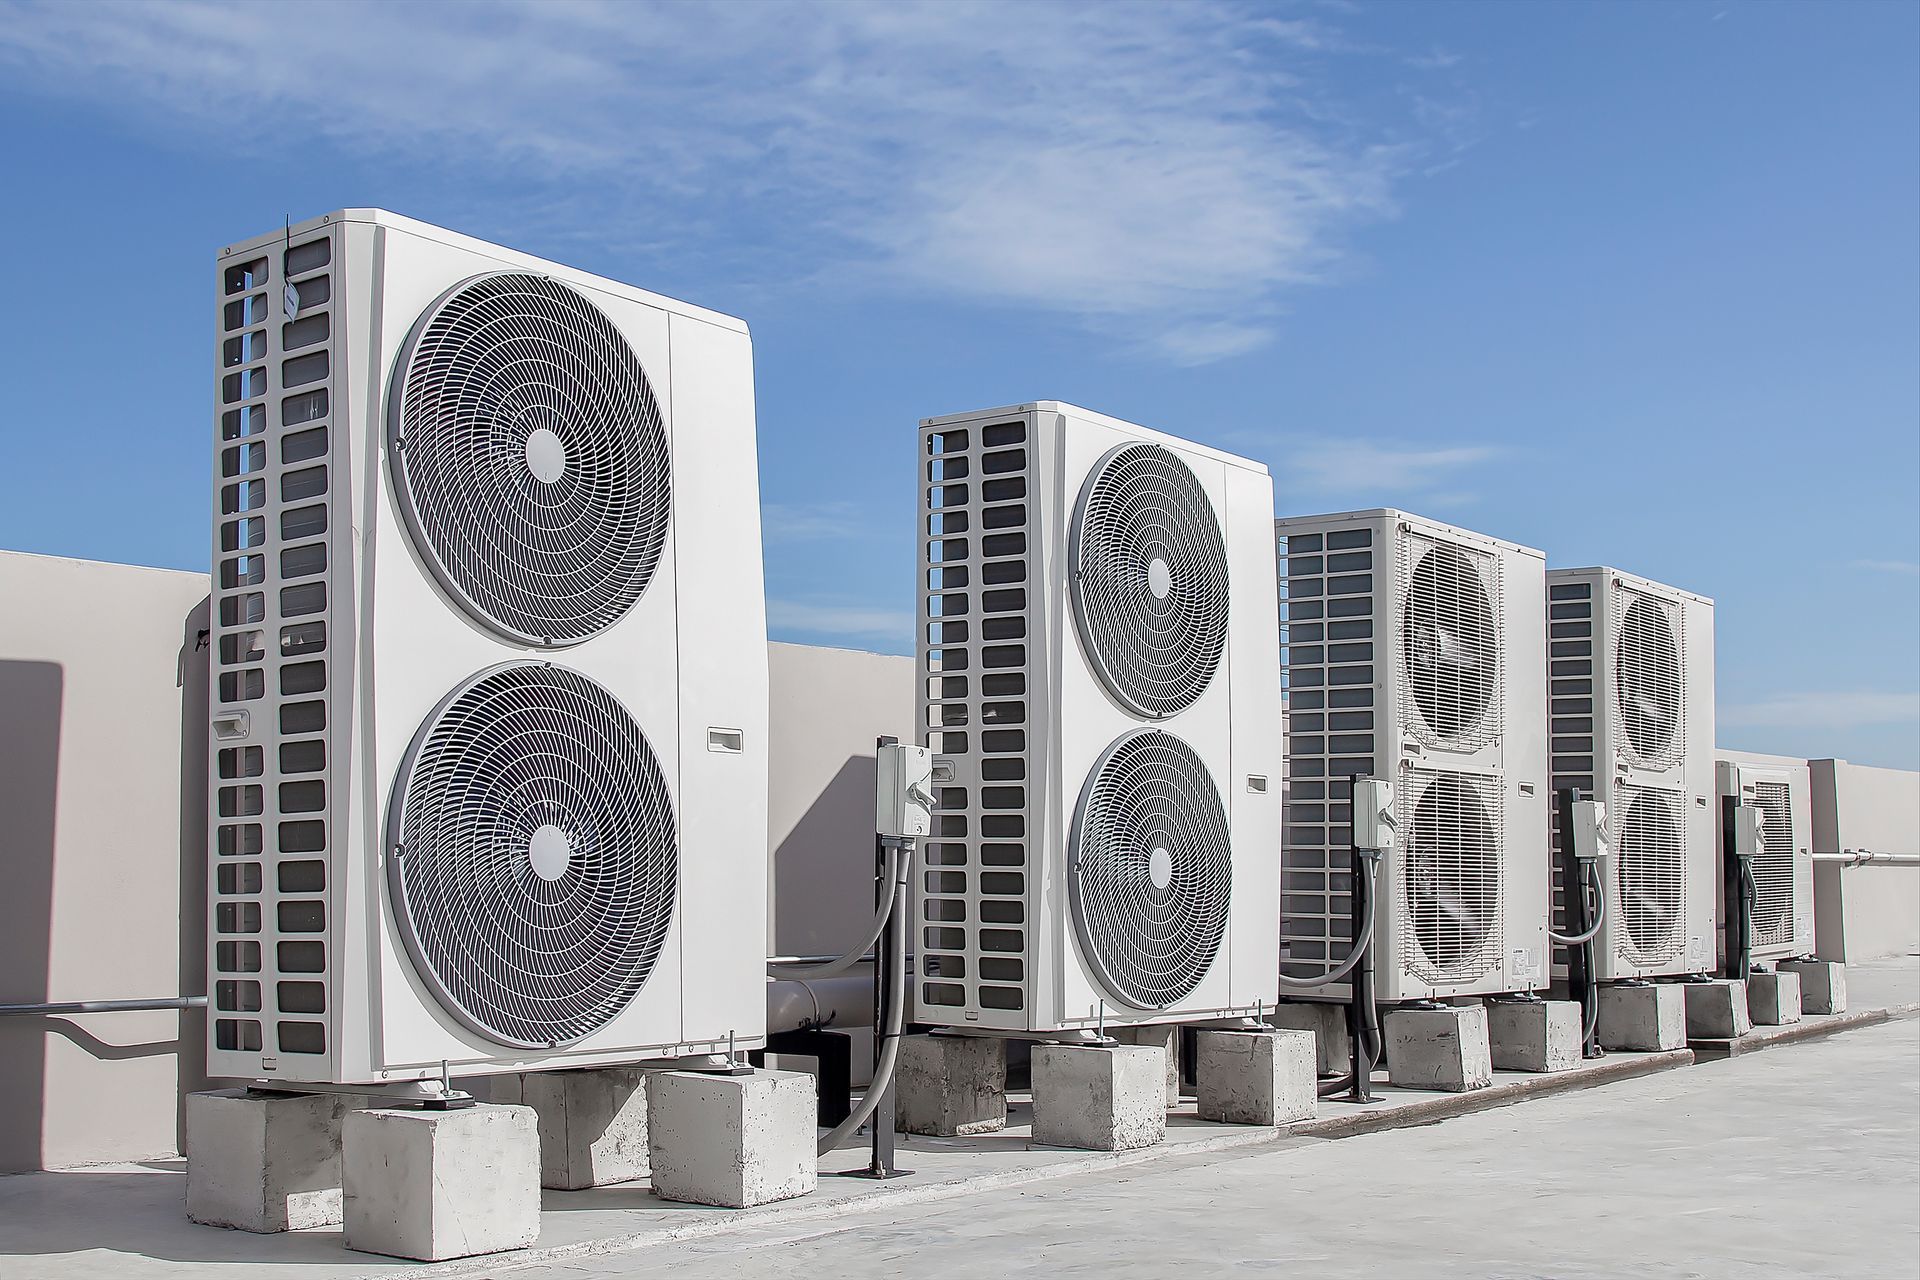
{"left": 1146, "top": 557, "right": 1173, "bottom": 601}
{"left": 1148, "top": 846, "right": 1173, "bottom": 891}
{"left": 524, "top": 428, "right": 568, "bottom": 484}
{"left": 527, "top": 824, "right": 573, "bottom": 882}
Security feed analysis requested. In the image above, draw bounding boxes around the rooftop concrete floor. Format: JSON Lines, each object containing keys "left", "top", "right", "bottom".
{"left": 2, "top": 959, "right": 1914, "bottom": 1279}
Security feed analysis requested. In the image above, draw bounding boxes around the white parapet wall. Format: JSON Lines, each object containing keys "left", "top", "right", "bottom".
{"left": 1810, "top": 756, "right": 1920, "bottom": 962}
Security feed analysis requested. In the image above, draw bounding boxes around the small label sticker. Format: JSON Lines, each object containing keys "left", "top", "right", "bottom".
{"left": 283, "top": 280, "right": 301, "bottom": 319}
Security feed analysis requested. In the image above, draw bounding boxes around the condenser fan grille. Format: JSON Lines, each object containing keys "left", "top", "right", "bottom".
{"left": 1613, "top": 785, "right": 1686, "bottom": 967}
{"left": 1750, "top": 781, "right": 1796, "bottom": 948}
{"left": 1069, "top": 729, "right": 1230, "bottom": 1009}
{"left": 391, "top": 272, "right": 670, "bottom": 646}
{"left": 1071, "top": 443, "right": 1228, "bottom": 719}
{"left": 388, "top": 662, "right": 675, "bottom": 1049}
{"left": 1400, "top": 770, "right": 1503, "bottom": 984}
{"left": 1401, "top": 537, "right": 1500, "bottom": 749}
{"left": 1613, "top": 590, "right": 1683, "bottom": 767}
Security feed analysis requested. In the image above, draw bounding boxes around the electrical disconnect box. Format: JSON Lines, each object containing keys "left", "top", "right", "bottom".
{"left": 1571, "top": 799, "right": 1609, "bottom": 862}
{"left": 1351, "top": 778, "right": 1396, "bottom": 852}
{"left": 1732, "top": 802, "right": 1763, "bottom": 859}
{"left": 876, "top": 743, "right": 935, "bottom": 839}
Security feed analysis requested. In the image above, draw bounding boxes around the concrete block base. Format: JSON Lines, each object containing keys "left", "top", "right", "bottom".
{"left": 1487, "top": 999, "right": 1582, "bottom": 1073}
{"left": 186, "top": 1089, "right": 355, "bottom": 1233}
{"left": 897, "top": 1034, "right": 1007, "bottom": 1136}
{"left": 647, "top": 1069, "right": 816, "bottom": 1208}
{"left": 1268, "top": 1001, "right": 1351, "bottom": 1076}
{"left": 1597, "top": 983, "right": 1688, "bottom": 1051}
{"left": 1745, "top": 971, "right": 1802, "bottom": 1026}
{"left": 1030, "top": 1044, "right": 1165, "bottom": 1151}
{"left": 1384, "top": 1005, "right": 1492, "bottom": 1092}
{"left": 1111, "top": 1023, "right": 1182, "bottom": 1105}
{"left": 482, "top": 1068, "right": 649, "bottom": 1189}
{"left": 1195, "top": 1029, "right": 1317, "bottom": 1126}
{"left": 342, "top": 1104, "right": 539, "bottom": 1262}
{"left": 1684, "top": 979, "right": 1752, "bottom": 1040}
{"left": 1781, "top": 960, "right": 1847, "bottom": 1015}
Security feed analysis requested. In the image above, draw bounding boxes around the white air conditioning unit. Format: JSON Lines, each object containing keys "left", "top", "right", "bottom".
{"left": 912, "top": 403, "right": 1281, "bottom": 1033}
{"left": 1715, "top": 751, "right": 1815, "bottom": 966}
{"left": 1276, "top": 510, "right": 1549, "bottom": 1003}
{"left": 207, "top": 210, "right": 768, "bottom": 1085}
{"left": 1546, "top": 567, "right": 1715, "bottom": 980}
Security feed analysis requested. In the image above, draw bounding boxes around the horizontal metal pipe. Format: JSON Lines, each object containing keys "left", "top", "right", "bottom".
{"left": 1815, "top": 850, "right": 1920, "bottom": 867}
{"left": 766, "top": 973, "right": 876, "bottom": 1034}
{"left": 0, "top": 996, "right": 208, "bottom": 1017}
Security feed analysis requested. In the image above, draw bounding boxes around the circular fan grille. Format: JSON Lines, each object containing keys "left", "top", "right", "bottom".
{"left": 1614, "top": 787, "right": 1685, "bottom": 966}
{"left": 1403, "top": 773, "right": 1500, "bottom": 981}
{"left": 1615, "top": 594, "right": 1681, "bottom": 764}
{"left": 1068, "top": 729, "right": 1230, "bottom": 1009}
{"left": 387, "top": 662, "right": 676, "bottom": 1049}
{"left": 1402, "top": 543, "right": 1498, "bottom": 744}
{"left": 390, "top": 272, "right": 670, "bottom": 647}
{"left": 1070, "top": 443, "right": 1228, "bottom": 719}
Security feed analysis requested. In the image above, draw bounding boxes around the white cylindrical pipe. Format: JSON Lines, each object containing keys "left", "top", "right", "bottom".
{"left": 765, "top": 970, "right": 877, "bottom": 1034}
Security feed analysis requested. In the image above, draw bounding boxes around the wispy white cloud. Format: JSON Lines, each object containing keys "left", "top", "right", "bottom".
{"left": 1853, "top": 559, "right": 1920, "bottom": 576}
{"left": 0, "top": 0, "right": 1428, "bottom": 362}
{"left": 762, "top": 502, "right": 866, "bottom": 542}
{"left": 766, "top": 599, "right": 913, "bottom": 645}
{"left": 1719, "top": 691, "right": 1920, "bottom": 731}
{"left": 1288, "top": 438, "right": 1501, "bottom": 497}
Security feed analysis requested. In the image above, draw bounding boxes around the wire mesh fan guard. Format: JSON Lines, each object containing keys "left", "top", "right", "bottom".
{"left": 387, "top": 662, "right": 676, "bottom": 1049}
{"left": 1613, "top": 785, "right": 1686, "bottom": 967}
{"left": 1614, "top": 590, "right": 1683, "bottom": 767}
{"left": 1400, "top": 771, "right": 1502, "bottom": 983}
{"left": 1750, "top": 780, "right": 1796, "bottom": 947}
{"left": 1070, "top": 443, "right": 1229, "bottom": 720}
{"left": 390, "top": 272, "right": 671, "bottom": 647}
{"left": 1068, "top": 729, "right": 1231, "bottom": 1009}
{"left": 1401, "top": 539, "right": 1499, "bottom": 748}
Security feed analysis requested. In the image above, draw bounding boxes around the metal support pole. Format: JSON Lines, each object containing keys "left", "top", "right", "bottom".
{"left": 1721, "top": 794, "right": 1754, "bottom": 981}
{"left": 860, "top": 735, "right": 909, "bottom": 1179}
{"left": 1556, "top": 788, "right": 1603, "bottom": 1060}
{"left": 1344, "top": 841, "right": 1380, "bottom": 1104}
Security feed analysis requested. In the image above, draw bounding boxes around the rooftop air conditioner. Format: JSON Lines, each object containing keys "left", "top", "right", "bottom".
{"left": 207, "top": 210, "right": 767, "bottom": 1085}
{"left": 1545, "top": 567, "right": 1716, "bottom": 980}
{"left": 1715, "top": 751, "right": 1815, "bottom": 967}
{"left": 1275, "top": 510, "right": 1549, "bottom": 1003}
{"left": 913, "top": 403, "right": 1282, "bottom": 1033}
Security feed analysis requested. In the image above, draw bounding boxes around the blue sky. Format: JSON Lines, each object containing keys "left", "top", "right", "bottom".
{"left": 0, "top": 0, "right": 1914, "bottom": 768}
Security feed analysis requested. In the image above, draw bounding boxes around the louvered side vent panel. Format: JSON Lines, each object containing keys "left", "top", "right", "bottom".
{"left": 920, "top": 419, "right": 1032, "bottom": 1015}
{"left": 1613, "top": 783, "right": 1688, "bottom": 968}
{"left": 1398, "top": 767, "right": 1505, "bottom": 984}
{"left": 1750, "top": 780, "right": 1797, "bottom": 950}
{"left": 1546, "top": 578, "right": 1598, "bottom": 934}
{"left": 211, "top": 234, "right": 337, "bottom": 1065}
{"left": 1278, "top": 523, "right": 1377, "bottom": 983}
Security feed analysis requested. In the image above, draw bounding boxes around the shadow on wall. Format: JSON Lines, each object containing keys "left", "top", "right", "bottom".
{"left": 774, "top": 753, "right": 881, "bottom": 959}
{"left": 0, "top": 660, "right": 62, "bottom": 1173}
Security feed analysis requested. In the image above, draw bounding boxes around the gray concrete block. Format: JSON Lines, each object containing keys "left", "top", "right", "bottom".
{"left": 647, "top": 1069, "right": 816, "bottom": 1208}
{"left": 1268, "top": 1001, "right": 1351, "bottom": 1076}
{"left": 482, "top": 1068, "right": 649, "bottom": 1189}
{"left": 897, "top": 1034, "right": 1007, "bottom": 1136}
{"left": 1684, "top": 979, "right": 1753, "bottom": 1040}
{"left": 1487, "top": 1000, "right": 1581, "bottom": 1073}
{"left": 1030, "top": 1044, "right": 1165, "bottom": 1152}
{"left": 186, "top": 1089, "right": 356, "bottom": 1233}
{"left": 1781, "top": 960, "right": 1847, "bottom": 1015}
{"left": 342, "top": 1104, "right": 539, "bottom": 1262}
{"left": 1384, "top": 1005, "right": 1492, "bottom": 1093}
{"left": 1195, "top": 1029, "right": 1317, "bottom": 1126}
{"left": 1745, "top": 971, "right": 1802, "bottom": 1027}
{"left": 1111, "top": 1023, "right": 1182, "bottom": 1105}
{"left": 1597, "top": 982, "right": 1688, "bottom": 1051}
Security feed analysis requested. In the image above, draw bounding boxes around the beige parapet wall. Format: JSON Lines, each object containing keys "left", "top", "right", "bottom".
{"left": 1809, "top": 758, "right": 1920, "bottom": 964}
